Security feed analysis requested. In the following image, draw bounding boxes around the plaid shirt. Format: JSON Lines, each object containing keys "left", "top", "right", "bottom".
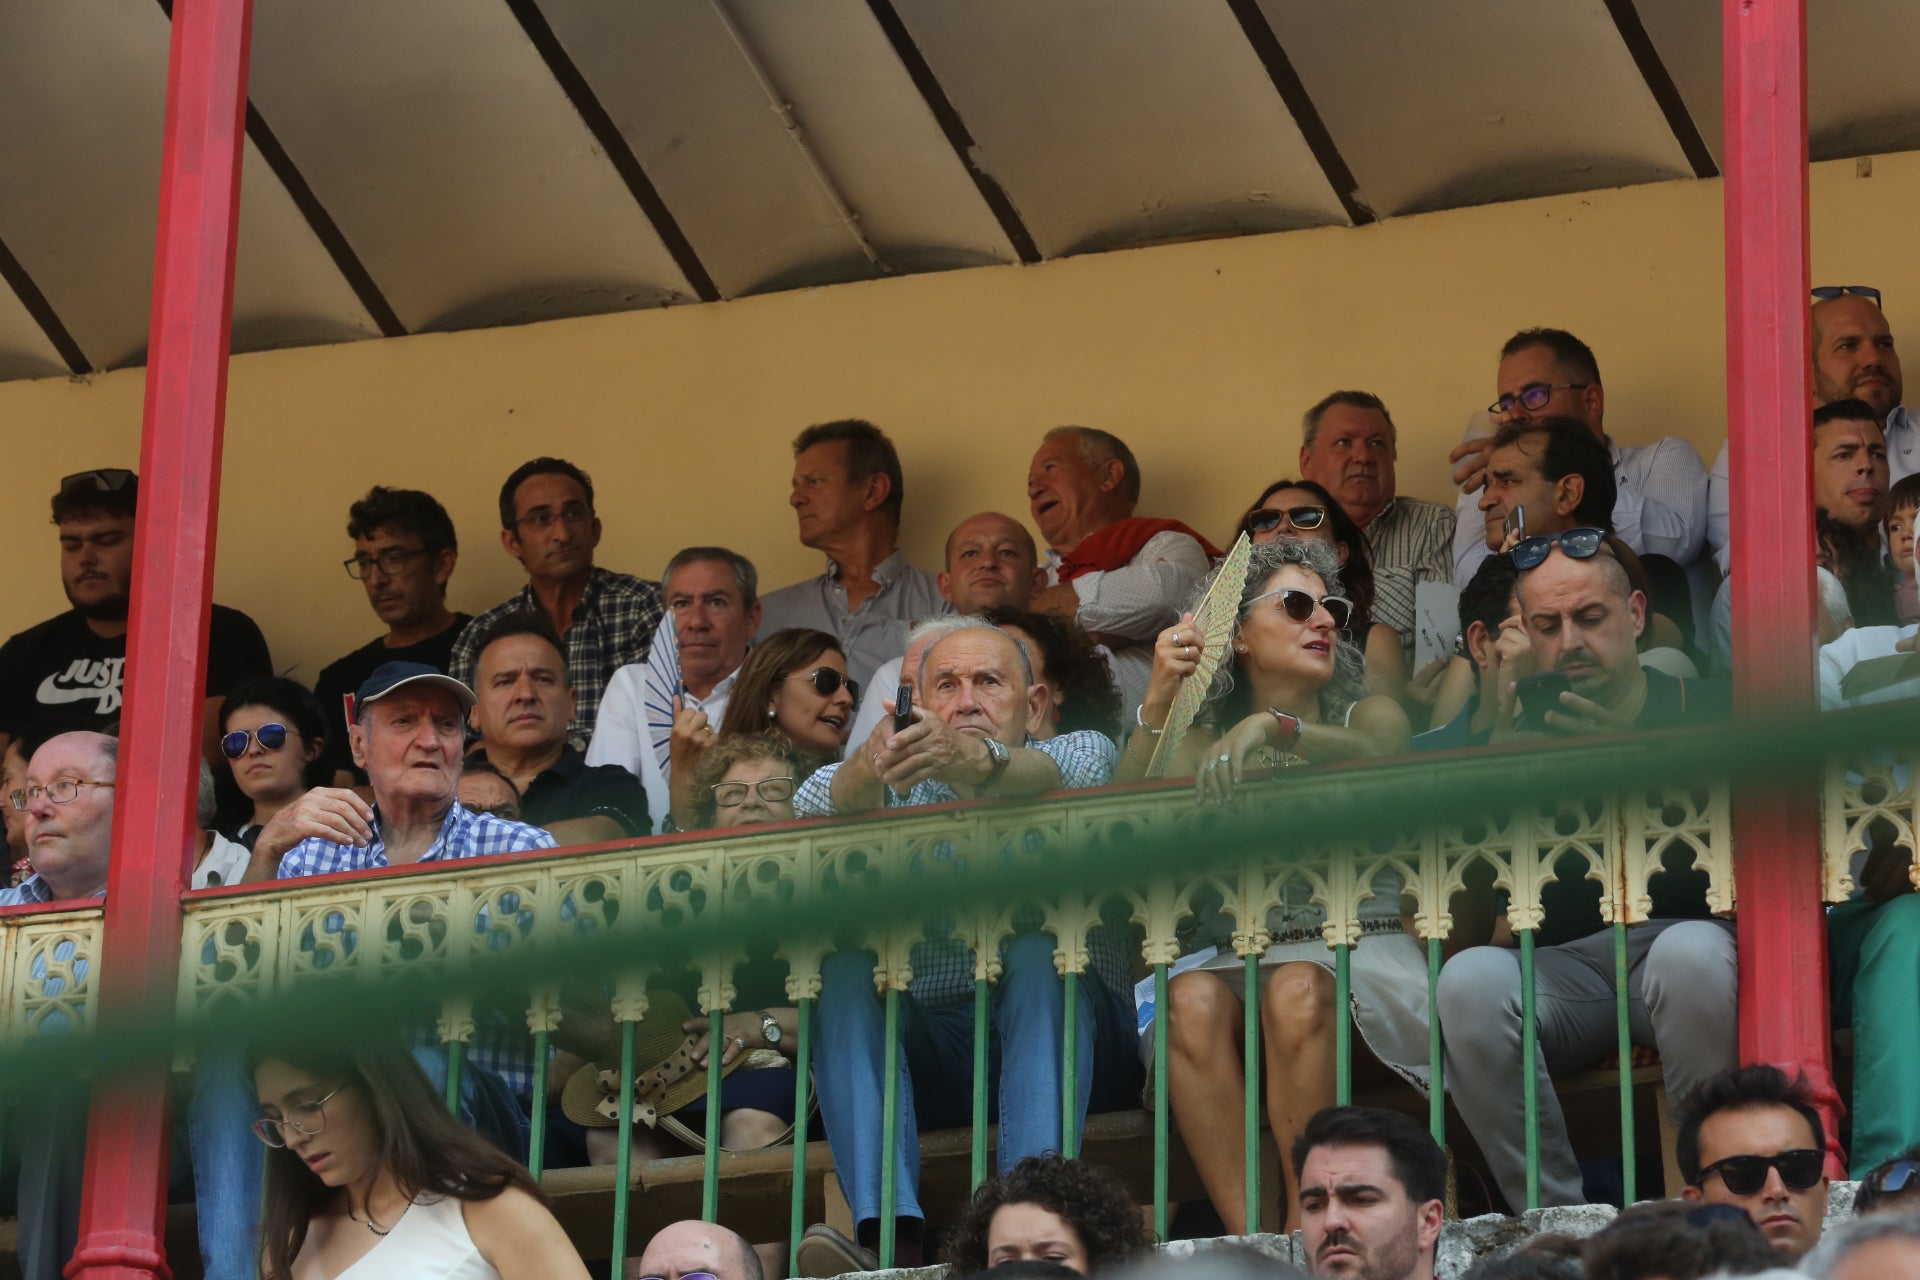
{"left": 449, "top": 567, "right": 664, "bottom": 750}
{"left": 279, "top": 803, "right": 557, "bottom": 1096}
{"left": 0, "top": 875, "right": 99, "bottom": 1034}
{"left": 795, "top": 731, "right": 1131, "bottom": 1004}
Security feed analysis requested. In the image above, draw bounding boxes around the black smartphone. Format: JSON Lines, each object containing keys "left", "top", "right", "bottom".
{"left": 1503, "top": 503, "right": 1527, "bottom": 541}
{"left": 1514, "top": 670, "right": 1571, "bottom": 731}
{"left": 893, "top": 683, "right": 914, "bottom": 733}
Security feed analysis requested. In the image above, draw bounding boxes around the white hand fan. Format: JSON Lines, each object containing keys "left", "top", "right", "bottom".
{"left": 1146, "top": 532, "right": 1254, "bottom": 778}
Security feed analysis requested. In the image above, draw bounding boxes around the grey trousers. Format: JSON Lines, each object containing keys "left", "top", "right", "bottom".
{"left": 1436, "top": 918, "right": 1738, "bottom": 1208}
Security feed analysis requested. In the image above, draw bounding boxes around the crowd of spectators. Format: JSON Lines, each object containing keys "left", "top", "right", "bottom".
{"left": 1, "top": 298, "right": 1914, "bottom": 1278}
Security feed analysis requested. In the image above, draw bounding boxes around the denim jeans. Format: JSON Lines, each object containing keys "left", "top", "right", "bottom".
{"left": 187, "top": 1047, "right": 269, "bottom": 1280}
{"left": 814, "top": 930, "right": 1140, "bottom": 1225}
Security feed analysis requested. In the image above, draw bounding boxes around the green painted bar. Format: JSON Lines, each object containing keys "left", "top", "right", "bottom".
{"left": 1427, "top": 937, "right": 1444, "bottom": 1145}
{"left": 1521, "top": 929, "right": 1540, "bottom": 1210}
{"left": 528, "top": 1028, "right": 550, "bottom": 1180}
{"left": 1244, "top": 952, "right": 1259, "bottom": 1234}
{"left": 444, "top": 1038, "right": 464, "bottom": 1115}
{"left": 972, "top": 977, "right": 989, "bottom": 1191}
{"left": 881, "top": 986, "right": 901, "bottom": 1268}
{"left": 1061, "top": 969, "right": 1080, "bottom": 1159}
{"left": 1615, "top": 921, "right": 1636, "bottom": 1204}
{"left": 1153, "top": 962, "right": 1169, "bottom": 1242}
{"left": 1334, "top": 943, "right": 1352, "bottom": 1106}
{"left": 788, "top": 998, "right": 814, "bottom": 1275}
{"left": 704, "top": 1007, "right": 723, "bottom": 1221}
{"left": 611, "top": 1018, "right": 638, "bottom": 1275}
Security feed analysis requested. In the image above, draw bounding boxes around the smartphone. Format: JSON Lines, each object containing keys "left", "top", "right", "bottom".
{"left": 893, "top": 683, "right": 914, "bottom": 734}
{"left": 1514, "top": 670, "right": 1571, "bottom": 732}
{"left": 1503, "top": 504, "right": 1527, "bottom": 541}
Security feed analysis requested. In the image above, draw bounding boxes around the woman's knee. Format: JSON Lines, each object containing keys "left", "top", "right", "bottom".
{"left": 1165, "top": 971, "right": 1236, "bottom": 1055}
{"left": 720, "top": 1107, "right": 788, "bottom": 1150}
{"left": 1261, "top": 963, "right": 1335, "bottom": 1044}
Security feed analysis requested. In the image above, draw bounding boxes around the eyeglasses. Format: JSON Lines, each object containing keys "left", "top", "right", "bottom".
{"left": 1812, "top": 285, "right": 1882, "bottom": 307}
{"left": 513, "top": 502, "right": 593, "bottom": 532}
{"left": 9, "top": 779, "right": 115, "bottom": 812}
{"left": 1509, "top": 527, "right": 1607, "bottom": 570}
{"left": 221, "top": 723, "right": 291, "bottom": 759}
{"left": 1243, "top": 506, "right": 1328, "bottom": 535}
{"left": 1246, "top": 585, "right": 1354, "bottom": 632}
{"left": 58, "top": 468, "right": 135, "bottom": 498}
{"left": 1696, "top": 1148, "right": 1824, "bottom": 1196}
{"left": 343, "top": 547, "right": 430, "bottom": 580}
{"left": 781, "top": 667, "right": 859, "bottom": 704}
{"left": 1488, "top": 382, "right": 1591, "bottom": 416}
{"left": 711, "top": 777, "right": 796, "bottom": 808}
{"left": 1868, "top": 1158, "right": 1920, "bottom": 1197}
{"left": 251, "top": 1085, "right": 346, "bottom": 1147}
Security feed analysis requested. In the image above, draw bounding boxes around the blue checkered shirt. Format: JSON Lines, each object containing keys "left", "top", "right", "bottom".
{"left": 449, "top": 567, "right": 664, "bottom": 750}
{"left": 0, "top": 876, "right": 100, "bottom": 1034}
{"left": 279, "top": 803, "right": 557, "bottom": 1096}
{"left": 795, "top": 730, "right": 1131, "bottom": 1004}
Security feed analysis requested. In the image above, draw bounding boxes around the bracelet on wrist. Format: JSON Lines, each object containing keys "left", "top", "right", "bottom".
{"left": 1135, "top": 703, "right": 1168, "bottom": 736}
{"left": 1266, "top": 706, "right": 1304, "bottom": 752}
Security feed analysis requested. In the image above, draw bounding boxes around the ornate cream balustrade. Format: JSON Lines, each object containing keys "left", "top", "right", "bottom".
{"left": 1823, "top": 754, "right": 1920, "bottom": 902}
{"left": 0, "top": 905, "right": 104, "bottom": 1044}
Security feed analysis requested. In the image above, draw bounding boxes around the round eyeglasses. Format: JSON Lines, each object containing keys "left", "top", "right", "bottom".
{"left": 251, "top": 1084, "right": 346, "bottom": 1147}
{"left": 221, "top": 723, "right": 290, "bottom": 759}
{"left": 9, "top": 779, "right": 115, "bottom": 812}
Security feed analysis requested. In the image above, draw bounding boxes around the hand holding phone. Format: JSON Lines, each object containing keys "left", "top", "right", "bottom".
{"left": 893, "top": 683, "right": 914, "bottom": 734}
{"left": 1503, "top": 504, "right": 1527, "bottom": 541}
{"left": 1513, "top": 670, "right": 1571, "bottom": 732}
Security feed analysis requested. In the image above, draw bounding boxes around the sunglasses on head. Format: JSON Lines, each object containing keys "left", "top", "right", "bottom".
{"left": 1869, "top": 1158, "right": 1920, "bottom": 1197}
{"left": 1697, "top": 1148, "right": 1824, "bottom": 1196}
{"left": 221, "top": 723, "right": 290, "bottom": 759}
{"left": 1509, "top": 526, "right": 1607, "bottom": 570}
{"left": 1812, "top": 285, "right": 1881, "bottom": 307}
{"left": 1247, "top": 585, "right": 1354, "bottom": 632}
{"left": 1243, "top": 506, "right": 1327, "bottom": 535}
{"left": 58, "top": 468, "right": 136, "bottom": 498}
{"left": 783, "top": 667, "right": 858, "bottom": 704}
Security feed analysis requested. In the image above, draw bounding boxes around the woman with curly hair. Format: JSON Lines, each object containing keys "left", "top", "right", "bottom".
{"left": 941, "top": 1154, "right": 1153, "bottom": 1275}
{"left": 981, "top": 605, "right": 1123, "bottom": 743}
{"left": 688, "top": 731, "right": 804, "bottom": 830}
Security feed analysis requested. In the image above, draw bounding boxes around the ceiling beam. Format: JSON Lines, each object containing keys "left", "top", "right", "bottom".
{"left": 1603, "top": 0, "right": 1719, "bottom": 179}
{"left": 1223, "top": 0, "right": 1373, "bottom": 227}
{"left": 501, "top": 0, "right": 722, "bottom": 303}
{"left": 0, "top": 231, "right": 91, "bottom": 375}
{"left": 863, "top": 0, "right": 1042, "bottom": 264}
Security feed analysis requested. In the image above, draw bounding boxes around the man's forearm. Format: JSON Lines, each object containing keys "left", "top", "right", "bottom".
{"left": 981, "top": 747, "right": 1064, "bottom": 799}
{"left": 830, "top": 755, "right": 887, "bottom": 814}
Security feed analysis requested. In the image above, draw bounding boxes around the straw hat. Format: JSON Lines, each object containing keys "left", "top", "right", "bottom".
{"left": 560, "top": 989, "right": 754, "bottom": 1130}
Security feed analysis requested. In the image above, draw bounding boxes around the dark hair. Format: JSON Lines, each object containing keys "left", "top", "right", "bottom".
{"left": 220, "top": 677, "right": 331, "bottom": 788}
{"left": 1045, "top": 426, "right": 1141, "bottom": 508}
{"left": 717, "top": 629, "right": 846, "bottom": 770}
{"left": 1819, "top": 508, "right": 1898, "bottom": 626}
{"left": 1579, "top": 1199, "right": 1779, "bottom": 1280}
{"left": 1501, "top": 327, "right": 1602, "bottom": 386}
{"left": 687, "top": 732, "right": 803, "bottom": 829}
{"left": 497, "top": 457, "right": 595, "bottom": 530}
{"left": 248, "top": 1035, "right": 544, "bottom": 1280}
{"left": 982, "top": 606, "right": 1124, "bottom": 741}
{"left": 1889, "top": 473, "right": 1920, "bottom": 517}
{"left": 1459, "top": 551, "right": 1521, "bottom": 641}
{"left": 1851, "top": 1142, "right": 1920, "bottom": 1214}
{"left": 1461, "top": 1251, "right": 1583, "bottom": 1280}
{"left": 459, "top": 757, "right": 519, "bottom": 795}
{"left": 1675, "top": 1063, "right": 1826, "bottom": 1185}
{"left": 793, "top": 419, "right": 904, "bottom": 523}
{"left": 1302, "top": 390, "right": 1397, "bottom": 452}
{"left": 1290, "top": 1105, "right": 1447, "bottom": 1207}
{"left": 1488, "top": 416, "right": 1618, "bottom": 528}
{"left": 1814, "top": 397, "right": 1881, "bottom": 431}
{"left": 1237, "top": 478, "right": 1379, "bottom": 628}
{"left": 663, "top": 547, "right": 759, "bottom": 607}
{"left": 50, "top": 470, "right": 139, "bottom": 524}
{"left": 472, "top": 610, "right": 570, "bottom": 684}
{"left": 940, "top": 1154, "right": 1154, "bottom": 1275}
{"left": 345, "top": 486, "right": 457, "bottom": 554}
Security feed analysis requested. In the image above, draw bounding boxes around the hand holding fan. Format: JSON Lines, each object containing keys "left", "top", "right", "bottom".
{"left": 1146, "top": 532, "right": 1254, "bottom": 778}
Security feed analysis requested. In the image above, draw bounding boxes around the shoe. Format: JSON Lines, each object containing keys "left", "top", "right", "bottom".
{"left": 795, "top": 1223, "right": 881, "bottom": 1277}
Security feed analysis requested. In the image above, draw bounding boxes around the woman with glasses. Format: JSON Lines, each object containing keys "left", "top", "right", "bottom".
{"left": 1235, "top": 478, "right": 1409, "bottom": 700}
{"left": 689, "top": 731, "right": 802, "bottom": 830}
{"left": 219, "top": 677, "right": 330, "bottom": 852}
{"left": 250, "top": 1035, "right": 589, "bottom": 1280}
{"left": 1117, "top": 539, "right": 1431, "bottom": 1235}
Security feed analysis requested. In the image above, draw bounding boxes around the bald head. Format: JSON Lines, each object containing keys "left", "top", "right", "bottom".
{"left": 1813, "top": 294, "right": 1903, "bottom": 419}
{"left": 22, "top": 732, "right": 118, "bottom": 900}
{"left": 636, "top": 1219, "right": 761, "bottom": 1280}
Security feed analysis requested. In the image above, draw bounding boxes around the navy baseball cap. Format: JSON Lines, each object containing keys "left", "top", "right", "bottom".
{"left": 353, "top": 662, "right": 476, "bottom": 715}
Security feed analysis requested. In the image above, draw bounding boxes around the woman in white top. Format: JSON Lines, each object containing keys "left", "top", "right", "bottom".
{"left": 252, "top": 1037, "right": 589, "bottom": 1280}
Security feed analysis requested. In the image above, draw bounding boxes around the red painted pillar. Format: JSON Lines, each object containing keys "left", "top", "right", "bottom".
{"left": 1722, "top": 0, "right": 1840, "bottom": 1166}
{"left": 67, "top": 0, "right": 253, "bottom": 1276}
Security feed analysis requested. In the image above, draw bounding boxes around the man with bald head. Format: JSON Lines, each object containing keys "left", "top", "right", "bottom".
{"left": 637, "top": 1219, "right": 763, "bottom": 1280}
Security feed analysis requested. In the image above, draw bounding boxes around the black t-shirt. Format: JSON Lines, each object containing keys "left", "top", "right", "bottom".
{"left": 468, "top": 744, "right": 649, "bottom": 837}
{"left": 314, "top": 615, "right": 471, "bottom": 783}
{"left": 0, "top": 605, "right": 272, "bottom": 739}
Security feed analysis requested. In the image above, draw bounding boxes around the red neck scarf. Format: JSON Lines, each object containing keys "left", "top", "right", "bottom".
{"left": 1055, "top": 517, "right": 1223, "bottom": 581}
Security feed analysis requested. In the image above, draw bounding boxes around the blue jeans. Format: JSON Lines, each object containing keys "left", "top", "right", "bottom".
{"left": 814, "top": 931, "right": 1139, "bottom": 1224}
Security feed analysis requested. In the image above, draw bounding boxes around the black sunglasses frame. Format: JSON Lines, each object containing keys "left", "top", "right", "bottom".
{"left": 786, "top": 667, "right": 859, "bottom": 705}
{"left": 59, "top": 467, "right": 136, "bottom": 497}
{"left": 1510, "top": 527, "right": 1608, "bottom": 570}
{"left": 1811, "top": 284, "right": 1881, "bottom": 307}
{"left": 1697, "top": 1148, "right": 1824, "bottom": 1196}
{"left": 221, "top": 723, "right": 290, "bottom": 759}
{"left": 1244, "top": 506, "right": 1328, "bottom": 535}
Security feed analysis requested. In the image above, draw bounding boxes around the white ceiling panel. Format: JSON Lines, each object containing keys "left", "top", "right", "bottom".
{"left": 1262, "top": 0, "right": 1695, "bottom": 217}
{"left": 245, "top": 0, "right": 699, "bottom": 332}
{"left": 0, "top": 280, "right": 68, "bottom": 383}
{"left": 888, "top": 0, "right": 1349, "bottom": 257}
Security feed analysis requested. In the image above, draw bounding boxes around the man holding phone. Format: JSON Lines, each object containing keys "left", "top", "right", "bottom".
{"left": 1434, "top": 530, "right": 1738, "bottom": 1210}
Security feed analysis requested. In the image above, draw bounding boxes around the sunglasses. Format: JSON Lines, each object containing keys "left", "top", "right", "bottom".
{"left": 781, "top": 667, "right": 858, "bottom": 705}
{"left": 1869, "top": 1158, "right": 1920, "bottom": 1197}
{"left": 1812, "top": 285, "right": 1881, "bottom": 307}
{"left": 1510, "top": 527, "right": 1607, "bottom": 570}
{"left": 1697, "top": 1148, "right": 1824, "bottom": 1196}
{"left": 58, "top": 467, "right": 136, "bottom": 498}
{"left": 221, "top": 723, "right": 291, "bottom": 759}
{"left": 1243, "top": 506, "right": 1328, "bottom": 535}
{"left": 1247, "top": 585, "right": 1354, "bottom": 632}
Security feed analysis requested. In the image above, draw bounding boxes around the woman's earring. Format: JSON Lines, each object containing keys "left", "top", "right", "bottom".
{"left": 1234, "top": 644, "right": 1249, "bottom": 655}
{"left": 766, "top": 705, "right": 777, "bottom": 719}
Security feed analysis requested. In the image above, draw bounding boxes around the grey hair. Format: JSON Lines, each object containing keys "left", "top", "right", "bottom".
{"left": 1044, "top": 425, "right": 1141, "bottom": 507}
{"left": 1301, "top": 389, "right": 1396, "bottom": 453}
{"left": 197, "top": 757, "right": 217, "bottom": 829}
{"left": 916, "top": 617, "right": 1035, "bottom": 689}
{"left": 1194, "top": 538, "right": 1366, "bottom": 727}
{"left": 662, "top": 546, "right": 758, "bottom": 607}
{"left": 1799, "top": 1210, "right": 1920, "bottom": 1276}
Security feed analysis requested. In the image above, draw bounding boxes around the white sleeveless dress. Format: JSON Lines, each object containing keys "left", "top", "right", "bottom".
{"left": 333, "top": 1195, "right": 501, "bottom": 1280}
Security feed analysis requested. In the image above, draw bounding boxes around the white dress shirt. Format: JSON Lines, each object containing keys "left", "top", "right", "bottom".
{"left": 1043, "top": 529, "right": 1212, "bottom": 717}
{"left": 586, "top": 618, "right": 739, "bottom": 834}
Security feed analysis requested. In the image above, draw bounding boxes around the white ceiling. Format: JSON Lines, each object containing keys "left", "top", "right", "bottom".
{"left": 0, "top": 0, "right": 1912, "bottom": 382}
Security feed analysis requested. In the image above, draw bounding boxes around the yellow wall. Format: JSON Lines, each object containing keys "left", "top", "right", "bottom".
{"left": 0, "top": 150, "right": 1911, "bottom": 684}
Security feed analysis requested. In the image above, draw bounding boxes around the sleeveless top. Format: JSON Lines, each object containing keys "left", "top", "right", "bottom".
{"left": 334, "top": 1194, "right": 500, "bottom": 1280}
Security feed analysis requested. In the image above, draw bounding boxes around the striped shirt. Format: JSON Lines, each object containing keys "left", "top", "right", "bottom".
{"left": 1361, "top": 497, "right": 1456, "bottom": 658}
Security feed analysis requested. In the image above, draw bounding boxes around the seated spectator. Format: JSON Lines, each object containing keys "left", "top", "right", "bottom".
{"left": 1297, "top": 391, "right": 1456, "bottom": 662}
{"left": 0, "top": 468, "right": 271, "bottom": 760}
{"left": 982, "top": 605, "right": 1124, "bottom": 742}
{"left": 688, "top": 732, "right": 801, "bottom": 830}
{"left": 1854, "top": 1145, "right": 1920, "bottom": 1216}
{"left": 192, "top": 758, "right": 251, "bottom": 888}
{"left": 451, "top": 457, "right": 664, "bottom": 748}
{"left": 849, "top": 512, "right": 1040, "bottom": 745}
{"left": 1676, "top": 1064, "right": 1829, "bottom": 1259}
{"left": 3, "top": 735, "right": 29, "bottom": 870}
{"left": 1235, "top": 477, "right": 1409, "bottom": 699}
{"left": 588, "top": 547, "right": 761, "bottom": 833}
{"left": 315, "top": 485, "right": 470, "bottom": 786}
{"left": 251, "top": 1035, "right": 589, "bottom": 1280}
{"left": 638, "top": 1220, "right": 764, "bottom": 1280}
{"left": 757, "top": 419, "right": 946, "bottom": 690}
{"left": 1801, "top": 1210, "right": 1920, "bottom": 1278}
{"left": 1028, "top": 427, "right": 1218, "bottom": 716}
{"left": 1293, "top": 1106, "right": 1444, "bottom": 1280}
{"left": 793, "top": 622, "right": 1132, "bottom": 1275}
{"left": 1577, "top": 1199, "right": 1778, "bottom": 1280}
{"left": 1412, "top": 553, "right": 1520, "bottom": 748}
{"left": 1889, "top": 476, "right": 1920, "bottom": 625}
{"left": 939, "top": 1154, "right": 1154, "bottom": 1276}
{"left": 464, "top": 611, "right": 648, "bottom": 844}
{"left": 1439, "top": 530, "right": 1736, "bottom": 1211}
{"left": 457, "top": 759, "right": 523, "bottom": 822}
{"left": 218, "top": 677, "right": 330, "bottom": 851}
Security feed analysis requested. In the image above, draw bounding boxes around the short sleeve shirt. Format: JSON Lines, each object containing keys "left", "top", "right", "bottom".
{"left": 466, "top": 744, "right": 650, "bottom": 837}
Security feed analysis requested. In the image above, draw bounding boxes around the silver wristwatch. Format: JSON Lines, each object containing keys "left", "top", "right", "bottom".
{"left": 756, "top": 1009, "right": 782, "bottom": 1047}
{"left": 976, "top": 736, "right": 1012, "bottom": 795}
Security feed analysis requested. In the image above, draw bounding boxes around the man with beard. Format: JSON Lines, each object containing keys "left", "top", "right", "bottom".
{"left": 1294, "top": 1106, "right": 1444, "bottom": 1279}
{"left": 0, "top": 469, "right": 271, "bottom": 759}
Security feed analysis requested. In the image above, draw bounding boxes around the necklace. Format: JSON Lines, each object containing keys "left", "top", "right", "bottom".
{"left": 347, "top": 1196, "right": 400, "bottom": 1237}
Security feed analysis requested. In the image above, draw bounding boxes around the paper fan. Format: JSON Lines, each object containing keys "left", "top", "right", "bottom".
{"left": 1146, "top": 532, "right": 1255, "bottom": 778}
